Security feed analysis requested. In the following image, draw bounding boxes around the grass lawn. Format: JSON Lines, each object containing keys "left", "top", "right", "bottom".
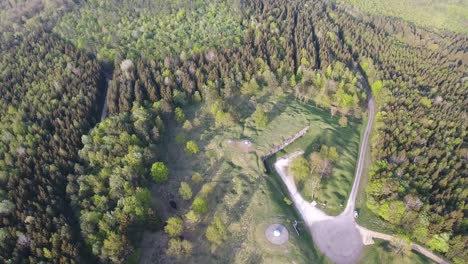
{"left": 360, "top": 240, "right": 434, "bottom": 264}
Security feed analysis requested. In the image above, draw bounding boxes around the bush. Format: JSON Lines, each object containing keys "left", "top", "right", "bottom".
{"left": 185, "top": 210, "right": 200, "bottom": 224}
{"left": 167, "top": 238, "right": 193, "bottom": 257}
{"left": 175, "top": 107, "right": 186, "bottom": 123}
{"left": 185, "top": 140, "right": 199, "bottom": 155}
{"left": 206, "top": 215, "right": 227, "bottom": 244}
{"left": 289, "top": 156, "right": 310, "bottom": 183}
{"left": 164, "top": 217, "right": 184, "bottom": 237}
{"left": 252, "top": 105, "right": 268, "bottom": 128}
{"left": 151, "top": 162, "right": 169, "bottom": 182}
{"left": 178, "top": 182, "right": 193, "bottom": 200}
{"left": 191, "top": 172, "right": 203, "bottom": 184}
{"left": 192, "top": 197, "right": 208, "bottom": 214}
{"left": 339, "top": 115, "right": 348, "bottom": 127}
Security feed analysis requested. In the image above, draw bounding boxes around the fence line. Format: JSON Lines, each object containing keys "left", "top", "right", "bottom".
{"left": 262, "top": 126, "right": 309, "bottom": 161}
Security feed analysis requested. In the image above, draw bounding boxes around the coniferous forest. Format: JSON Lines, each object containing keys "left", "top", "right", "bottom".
{"left": 0, "top": 0, "right": 466, "bottom": 263}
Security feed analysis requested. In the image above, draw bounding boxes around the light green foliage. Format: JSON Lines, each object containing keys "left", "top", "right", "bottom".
{"left": 341, "top": 0, "right": 468, "bottom": 34}
{"left": 119, "top": 187, "right": 151, "bottom": 218}
{"left": 241, "top": 78, "right": 260, "bottom": 95}
{"left": 371, "top": 80, "right": 383, "bottom": 96}
{"left": 43, "top": 248, "right": 53, "bottom": 259}
{"left": 54, "top": 2, "right": 245, "bottom": 60}
{"left": 185, "top": 210, "right": 200, "bottom": 224}
{"left": 209, "top": 99, "right": 236, "bottom": 127}
{"left": 102, "top": 232, "right": 126, "bottom": 263}
{"left": 178, "top": 182, "right": 193, "bottom": 200}
{"left": 284, "top": 197, "right": 293, "bottom": 206}
{"left": 191, "top": 172, "right": 203, "bottom": 184}
{"left": 167, "top": 238, "right": 193, "bottom": 257}
{"left": 378, "top": 200, "right": 405, "bottom": 224}
{"left": 185, "top": 140, "right": 199, "bottom": 155}
{"left": 192, "top": 197, "right": 208, "bottom": 214}
{"left": 205, "top": 215, "right": 227, "bottom": 244}
{"left": 390, "top": 235, "right": 411, "bottom": 256}
{"left": 175, "top": 107, "right": 186, "bottom": 123}
{"left": 420, "top": 97, "right": 432, "bottom": 108}
{"left": 428, "top": 233, "right": 450, "bottom": 253}
{"left": 289, "top": 74, "right": 297, "bottom": 87}
{"left": 289, "top": 156, "right": 310, "bottom": 183}
{"left": 164, "top": 217, "right": 184, "bottom": 237}
{"left": 300, "top": 62, "right": 363, "bottom": 116}
{"left": 76, "top": 106, "right": 161, "bottom": 259}
{"left": 151, "top": 162, "right": 169, "bottom": 182}
{"left": 320, "top": 145, "right": 339, "bottom": 162}
{"left": 339, "top": 115, "right": 348, "bottom": 127}
{"left": 182, "top": 120, "right": 193, "bottom": 131}
{"left": 252, "top": 105, "right": 268, "bottom": 128}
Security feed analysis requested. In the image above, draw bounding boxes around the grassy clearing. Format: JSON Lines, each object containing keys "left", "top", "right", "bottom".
{"left": 245, "top": 96, "right": 361, "bottom": 215}
{"left": 340, "top": 0, "right": 468, "bottom": 34}
{"left": 360, "top": 240, "right": 434, "bottom": 264}
{"left": 139, "top": 96, "right": 331, "bottom": 263}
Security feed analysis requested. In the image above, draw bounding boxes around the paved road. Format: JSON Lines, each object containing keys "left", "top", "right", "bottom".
{"left": 274, "top": 155, "right": 364, "bottom": 264}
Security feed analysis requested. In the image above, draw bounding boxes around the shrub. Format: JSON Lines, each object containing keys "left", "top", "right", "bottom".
{"left": 151, "top": 162, "right": 169, "bottom": 182}
{"left": 192, "top": 197, "right": 208, "bottom": 214}
{"left": 185, "top": 140, "right": 199, "bottom": 155}
{"left": 175, "top": 107, "right": 186, "bottom": 123}
{"left": 289, "top": 156, "right": 310, "bottom": 183}
{"left": 206, "top": 215, "right": 227, "bottom": 244}
{"left": 191, "top": 172, "right": 203, "bottom": 184}
{"left": 167, "top": 238, "right": 192, "bottom": 257}
{"left": 178, "top": 182, "right": 193, "bottom": 200}
{"left": 164, "top": 217, "right": 184, "bottom": 237}
{"left": 185, "top": 210, "right": 200, "bottom": 224}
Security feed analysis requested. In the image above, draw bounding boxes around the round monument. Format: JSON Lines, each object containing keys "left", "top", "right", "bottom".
{"left": 265, "top": 224, "right": 289, "bottom": 245}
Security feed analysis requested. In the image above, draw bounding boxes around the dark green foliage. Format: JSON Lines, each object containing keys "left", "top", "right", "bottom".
{"left": 0, "top": 31, "right": 102, "bottom": 262}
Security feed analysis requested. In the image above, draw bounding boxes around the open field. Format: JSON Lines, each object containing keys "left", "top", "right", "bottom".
{"left": 139, "top": 96, "right": 330, "bottom": 263}
{"left": 339, "top": 0, "right": 468, "bottom": 34}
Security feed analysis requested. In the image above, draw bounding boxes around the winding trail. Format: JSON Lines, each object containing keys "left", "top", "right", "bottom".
{"left": 272, "top": 70, "right": 448, "bottom": 263}
{"left": 100, "top": 79, "right": 111, "bottom": 121}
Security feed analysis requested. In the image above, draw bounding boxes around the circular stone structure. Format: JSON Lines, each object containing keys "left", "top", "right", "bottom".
{"left": 265, "top": 224, "right": 289, "bottom": 245}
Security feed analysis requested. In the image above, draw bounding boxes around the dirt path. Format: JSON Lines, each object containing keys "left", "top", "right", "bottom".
{"left": 100, "top": 79, "right": 110, "bottom": 121}
{"left": 343, "top": 97, "right": 374, "bottom": 215}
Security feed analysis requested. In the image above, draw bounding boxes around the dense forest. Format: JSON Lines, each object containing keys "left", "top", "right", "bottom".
{"left": 0, "top": 0, "right": 466, "bottom": 263}
{"left": 0, "top": 32, "right": 103, "bottom": 261}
